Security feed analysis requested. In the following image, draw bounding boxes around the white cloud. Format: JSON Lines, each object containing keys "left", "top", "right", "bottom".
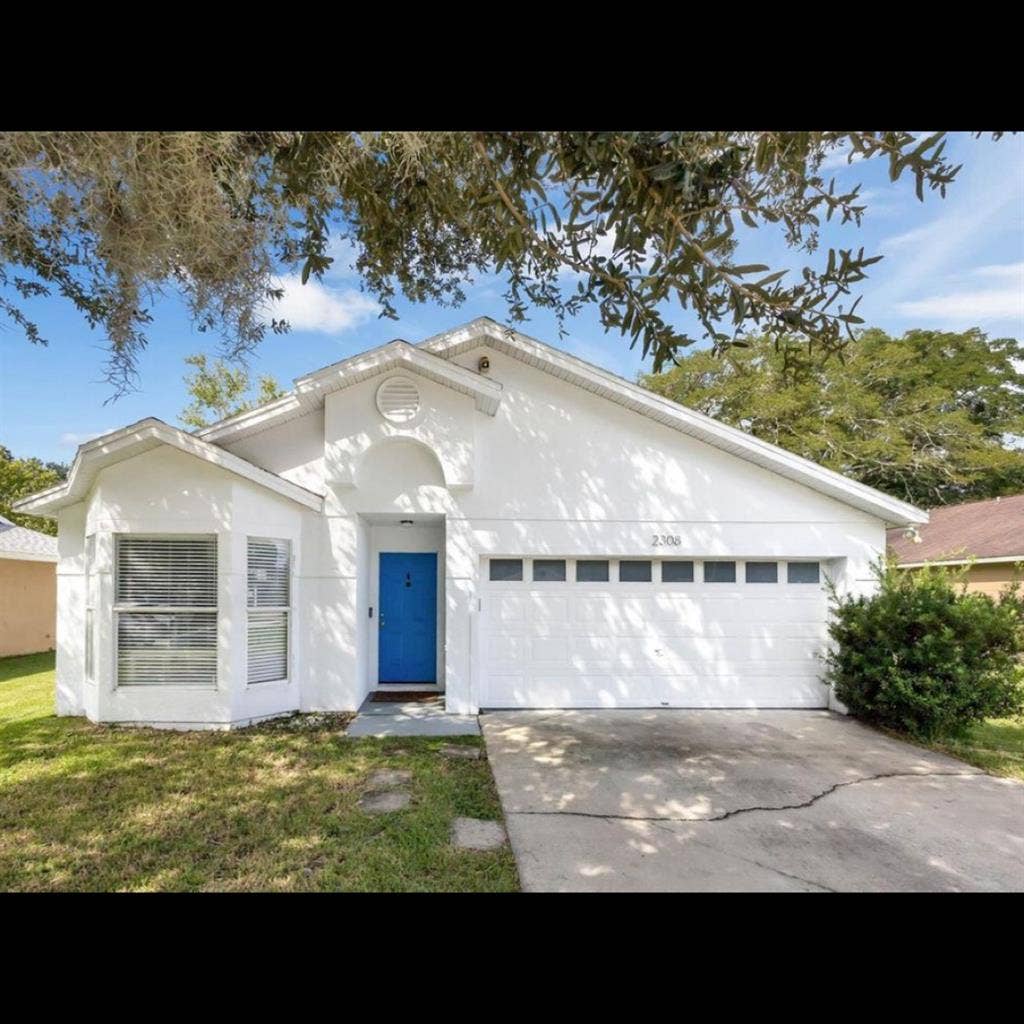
{"left": 323, "top": 236, "right": 360, "bottom": 281}
{"left": 819, "top": 147, "right": 872, "bottom": 172}
{"left": 868, "top": 140, "right": 1024, "bottom": 314}
{"left": 898, "top": 288, "right": 1023, "bottom": 321}
{"left": 265, "top": 274, "right": 379, "bottom": 334}
{"left": 59, "top": 430, "right": 112, "bottom": 447}
{"left": 896, "top": 261, "right": 1024, "bottom": 326}
{"left": 556, "top": 229, "right": 656, "bottom": 281}
{"left": 879, "top": 225, "right": 935, "bottom": 249}
{"left": 972, "top": 261, "right": 1024, "bottom": 280}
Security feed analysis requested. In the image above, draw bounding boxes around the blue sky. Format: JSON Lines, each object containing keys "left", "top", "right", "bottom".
{"left": 1, "top": 132, "right": 1021, "bottom": 465}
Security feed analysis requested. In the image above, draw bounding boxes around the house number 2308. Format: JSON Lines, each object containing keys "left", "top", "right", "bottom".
{"left": 651, "top": 534, "right": 682, "bottom": 546}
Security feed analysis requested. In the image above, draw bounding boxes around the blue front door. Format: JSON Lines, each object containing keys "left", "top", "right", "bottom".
{"left": 378, "top": 552, "right": 437, "bottom": 683}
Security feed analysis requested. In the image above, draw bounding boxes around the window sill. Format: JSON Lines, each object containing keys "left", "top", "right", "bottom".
{"left": 115, "top": 684, "right": 219, "bottom": 691}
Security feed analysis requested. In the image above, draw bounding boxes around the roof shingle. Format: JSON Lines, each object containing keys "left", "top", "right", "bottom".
{"left": 887, "top": 494, "right": 1024, "bottom": 564}
{"left": 0, "top": 519, "right": 58, "bottom": 561}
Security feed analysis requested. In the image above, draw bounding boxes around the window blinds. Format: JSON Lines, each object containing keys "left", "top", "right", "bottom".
{"left": 247, "top": 538, "right": 290, "bottom": 684}
{"left": 115, "top": 536, "right": 218, "bottom": 686}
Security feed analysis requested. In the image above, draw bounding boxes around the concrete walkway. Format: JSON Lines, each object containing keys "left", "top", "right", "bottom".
{"left": 347, "top": 696, "right": 480, "bottom": 737}
{"left": 481, "top": 709, "right": 1024, "bottom": 892}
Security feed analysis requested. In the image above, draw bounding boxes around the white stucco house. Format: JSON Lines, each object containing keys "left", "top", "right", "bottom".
{"left": 15, "top": 317, "right": 927, "bottom": 729}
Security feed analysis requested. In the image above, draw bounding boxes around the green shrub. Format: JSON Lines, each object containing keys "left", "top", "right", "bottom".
{"left": 826, "top": 562, "right": 1024, "bottom": 740}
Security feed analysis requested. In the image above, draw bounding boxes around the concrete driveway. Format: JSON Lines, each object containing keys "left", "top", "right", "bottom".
{"left": 480, "top": 710, "right": 1024, "bottom": 892}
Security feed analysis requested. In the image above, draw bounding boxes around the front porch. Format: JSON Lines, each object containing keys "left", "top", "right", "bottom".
{"left": 347, "top": 693, "right": 479, "bottom": 737}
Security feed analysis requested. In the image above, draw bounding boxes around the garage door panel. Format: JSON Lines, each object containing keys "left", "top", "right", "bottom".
{"left": 486, "top": 634, "right": 524, "bottom": 662}
{"left": 480, "top": 672, "right": 827, "bottom": 708}
{"left": 573, "top": 595, "right": 654, "bottom": 628}
{"left": 493, "top": 595, "right": 527, "bottom": 622}
{"left": 529, "top": 595, "right": 570, "bottom": 621}
{"left": 481, "top": 563, "right": 831, "bottom": 708}
{"left": 530, "top": 635, "right": 570, "bottom": 663}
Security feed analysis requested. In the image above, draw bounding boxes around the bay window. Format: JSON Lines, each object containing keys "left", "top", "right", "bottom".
{"left": 115, "top": 535, "right": 218, "bottom": 686}
{"left": 247, "top": 538, "right": 291, "bottom": 685}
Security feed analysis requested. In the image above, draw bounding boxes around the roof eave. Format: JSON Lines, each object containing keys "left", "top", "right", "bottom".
{"left": 422, "top": 320, "right": 929, "bottom": 527}
{"left": 199, "top": 339, "right": 503, "bottom": 445}
{"left": 13, "top": 418, "right": 325, "bottom": 516}
{"left": 0, "top": 549, "right": 58, "bottom": 563}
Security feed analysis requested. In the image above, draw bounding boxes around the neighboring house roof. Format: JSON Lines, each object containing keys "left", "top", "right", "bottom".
{"left": 15, "top": 319, "right": 927, "bottom": 527}
{"left": 200, "top": 318, "right": 926, "bottom": 527}
{"left": 0, "top": 515, "right": 58, "bottom": 562}
{"left": 12, "top": 418, "right": 325, "bottom": 516}
{"left": 887, "top": 494, "right": 1024, "bottom": 566}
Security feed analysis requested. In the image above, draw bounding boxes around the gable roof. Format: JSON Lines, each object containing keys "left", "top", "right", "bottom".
{"left": 887, "top": 494, "right": 1024, "bottom": 566}
{"left": 421, "top": 318, "right": 926, "bottom": 526}
{"left": 198, "top": 339, "right": 503, "bottom": 444}
{"left": 0, "top": 517, "right": 58, "bottom": 562}
{"left": 12, "top": 418, "right": 325, "bottom": 517}
{"left": 18, "top": 319, "right": 928, "bottom": 527}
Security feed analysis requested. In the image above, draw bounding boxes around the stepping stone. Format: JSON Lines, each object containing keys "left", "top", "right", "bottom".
{"left": 451, "top": 817, "right": 507, "bottom": 851}
{"left": 359, "top": 791, "right": 411, "bottom": 813}
{"left": 439, "top": 744, "right": 483, "bottom": 760}
{"left": 367, "top": 768, "right": 413, "bottom": 788}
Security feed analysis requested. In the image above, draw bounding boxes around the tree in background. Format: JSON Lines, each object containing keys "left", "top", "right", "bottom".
{"left": 0, "top": 446, "right": 68, "bottom": 535}
{"left": 0, "top": 131, "right": 1000, "bottom": 393}
{"left": 641, "top": 328, "right": 1024, "bottom": 508}
{"left": 180, "top": 354, "right": 284, "bottom": 430}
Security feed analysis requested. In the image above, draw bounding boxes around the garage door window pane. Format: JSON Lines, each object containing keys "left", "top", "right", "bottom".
{"left": 619, "top": 560, "right": 652, "bottom": 582}
{"left": 788, "top": 561, "right": 821, "bottom": 584}
{"left": 745, "top": 561, "right": 778, "bottom": 583}
{"left": 576, "top": 560, "right": 609, "bottom": 582}
{"left": 661, "top": 560, "right": 694, "bottom": 582}
{"left": 533, "top": 559, "right": 566, "bottom": 582}
{"left": 489, "top": 559, "right": 523, "bottom": 582}
{"left": 704, "top": 561, "right": 736, "bottom": 583}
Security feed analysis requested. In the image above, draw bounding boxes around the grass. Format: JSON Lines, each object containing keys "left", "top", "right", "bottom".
{"left": 0, "top": 652, "right": 519, "bottom": 892}
{"left": 925, "top": 717, "right": 1024, "bottom": 782}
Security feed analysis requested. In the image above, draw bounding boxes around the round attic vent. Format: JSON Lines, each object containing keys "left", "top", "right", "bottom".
{"left": 376, "top": 376, "right": 421, "bottom": 423}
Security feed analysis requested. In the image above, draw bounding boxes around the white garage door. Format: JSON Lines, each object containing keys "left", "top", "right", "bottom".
{"left": 479, "top": 557, "right": 831, "bottom": 709}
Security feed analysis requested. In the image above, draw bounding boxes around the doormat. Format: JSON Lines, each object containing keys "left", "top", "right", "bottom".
{"left": 371, "top": 691, "right": 442, "bottom": 703}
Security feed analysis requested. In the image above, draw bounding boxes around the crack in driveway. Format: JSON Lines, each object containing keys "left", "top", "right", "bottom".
{"left": 652, "top": 823, "right": 841, "bottom": 892}
{"left": 506, "top": 769, "right": 983, "bottom": 824}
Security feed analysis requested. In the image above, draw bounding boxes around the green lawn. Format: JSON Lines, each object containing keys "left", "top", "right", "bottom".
{"left": 926, "top": 717, "right": 1024, "bottom": 782}
{"left": 0, "top": 652, "right": 519, "bottom": 892}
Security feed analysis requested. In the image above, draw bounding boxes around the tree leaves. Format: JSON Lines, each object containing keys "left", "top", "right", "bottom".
{"left": 640, "top": 327, "right": 1024, "bottom": 507}
{"left": 0, "top": 446, "right": 66, "bottom": 535}
{"left": 179, "top": 354, "right": 284, "bottom": 429}
{"left": 0, "top": 130, "right": 998, "bottom": 390}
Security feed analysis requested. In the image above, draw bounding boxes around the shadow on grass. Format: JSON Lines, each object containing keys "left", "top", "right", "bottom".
{"left": 0, "top": 704, "right": 517, "bottom": 893}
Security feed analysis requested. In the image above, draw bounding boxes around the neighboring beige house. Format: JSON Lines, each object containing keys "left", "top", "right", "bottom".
{"left": 0, "top": 514, "right": 58, "bottom": 656}
{"left": 887, "top": 494, "right": 1024, "bottom": 598}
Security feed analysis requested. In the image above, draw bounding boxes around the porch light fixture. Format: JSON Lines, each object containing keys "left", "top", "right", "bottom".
{"left": 903, "top": 526, "right": 922, "bottom": 544}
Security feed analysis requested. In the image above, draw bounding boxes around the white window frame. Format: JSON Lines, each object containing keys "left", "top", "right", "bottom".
{"left": 84, "top": 534, "right": 96, "bottom": 682}
{"left": 246, "top": 537, "right": 292, "bottom": 686}
{"left": 113, "top": 534, "right": 219, "bottom": 689}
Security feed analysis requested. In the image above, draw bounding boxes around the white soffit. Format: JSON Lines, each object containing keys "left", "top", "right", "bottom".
{"left": 13, "top": 418, "right": 325, "bottom": 516}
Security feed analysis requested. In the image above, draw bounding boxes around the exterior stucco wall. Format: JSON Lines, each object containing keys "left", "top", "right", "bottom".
{"left": 57, "top": 445, "right": 335, "bottom": 727}
{"left": 0, "top": 557, "right": 57, "bottom": 657}
{"left": 963, "top": 562, "right": 1023, "bottom": 598}
{"left": 902, "top": 561, "right": 1023, "bottom": 599}
{"left": 56, "top": 339, "right": 891, "bottom": 724}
